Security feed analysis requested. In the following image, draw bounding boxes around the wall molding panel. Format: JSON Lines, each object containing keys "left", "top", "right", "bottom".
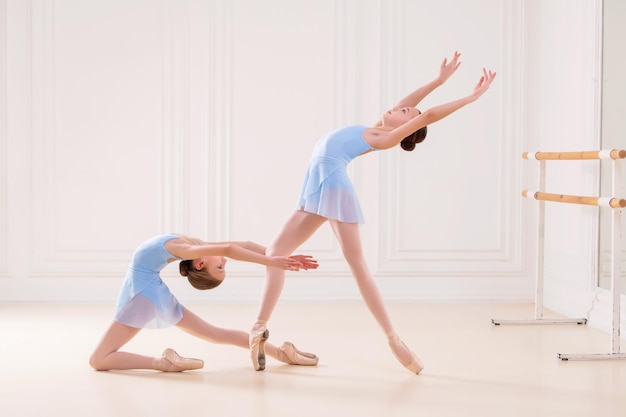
{"left": 160, "top": 0, "right": 190, "bottom": 235}
{"left": 0, "top": 0, "right": 7, "bottom": 278}
{"left": 205, "top": 0, "right": 233, "bottom": 241}
{"left": 375, "top": 0, "right": 524, "bottom": 278}
{"left": 28, "top": 0, "right": 178, "bottom": 277}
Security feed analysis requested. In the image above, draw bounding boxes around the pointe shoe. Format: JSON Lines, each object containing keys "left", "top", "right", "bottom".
{"left": 277, "top": 342, "right": 319, "bottom": 366}
{"left": 387, "top": 332, "right": 424, "bottom": 374}
{"left": 250, "top": 326, "right": 269, "bottom": 371}
{"left": 160, "top": 348, "right": 204, "bottom": 371}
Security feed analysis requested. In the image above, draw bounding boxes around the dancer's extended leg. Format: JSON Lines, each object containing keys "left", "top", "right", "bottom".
{"left": 255, "top": 211, "right": 327, "bottom": 322}
{"left": 250, "top": 210, "right": 326, "bottom": 370}
{"left": 177, "top": 308, "right": 317, "bottom": 365}
{"left": 329, "top": 220, "right": 423, "bottom": 374}
{"left": 328, "top": 220, "right": 394, "bottom": 332}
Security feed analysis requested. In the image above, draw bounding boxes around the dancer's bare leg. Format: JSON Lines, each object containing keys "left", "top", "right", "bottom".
{"left": 89, "top": 322, "right": 182, "bottom": 371}
{"left": 249, "top": 211, "right": 326, "bottom": 370}
{"left": 177, "top": 308, "right": 316, "bottom": 364}
{"left": 328, "top": 220, "right": 394, "bottom": 333}
{"left": 329, "top": 220, "right": 423, "bottom": 372}
{"left": 176, "top": 307, "right": 249, "bottom": 344}
{"left": 255, "top": 211, "right": 327, "bottom": 323}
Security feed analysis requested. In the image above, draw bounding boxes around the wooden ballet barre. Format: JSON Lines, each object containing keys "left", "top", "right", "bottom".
{"left": 523, "top": 149, "right": 626, "bottom": 161}
{"left": 498, "top": 152, "right": 626, "bottom": 358}
{"left": 522, "top": 190, "right": 626, "bottom": 209}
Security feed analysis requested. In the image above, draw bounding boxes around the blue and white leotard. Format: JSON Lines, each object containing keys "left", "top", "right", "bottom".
{"left": 114, "top": 234, "right": 184, "bottom": 329}
{"left": 296, "top": 125, "right": 377, "bottom": 224}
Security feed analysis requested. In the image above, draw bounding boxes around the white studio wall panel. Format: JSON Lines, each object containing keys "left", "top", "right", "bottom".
{"left": 3, "top": 0, "right": 195, "bottom": 300}
{"left": 30, "top": 0, "right": 165, "bottom": 273}
{"left": 2, "top": 0, "right": 531, "bottom": 303}
{"left": 4, "top": 0, "right": 33, "bottom": 297}
{"left": 600, "top": 0, "right": 626, "bottom": 291}
{"left": 373, "top": 0, "right": 530, "bottom": 300}
{"left": 0, "top": 0, "right": 7, "bottom": 278}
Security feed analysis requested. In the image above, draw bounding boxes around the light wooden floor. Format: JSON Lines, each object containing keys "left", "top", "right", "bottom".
{"left": 1, "top": 301, "right": 625, "bottom": 417}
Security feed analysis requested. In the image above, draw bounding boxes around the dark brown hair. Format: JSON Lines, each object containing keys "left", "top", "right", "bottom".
{"left": 400, "top": 125, "right": 427, "bottom": 151}
{"left": 179, "top": 260, "right": 223, "bottom": 290}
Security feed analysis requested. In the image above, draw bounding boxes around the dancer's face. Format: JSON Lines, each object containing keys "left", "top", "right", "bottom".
{"left": 194, "top": 256, "right": 227, "bottom": 282}
{"left": 383, "top": 106, "right": 420, "bottom": 127}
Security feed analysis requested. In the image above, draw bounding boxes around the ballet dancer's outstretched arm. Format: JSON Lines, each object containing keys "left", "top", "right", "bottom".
{"left": 373, "top": 51, "right": 462, "bottom": 130}
{"left": 167, "top": 235, "right": 318, "bottom": 271}
{"left": 366, "top": 66, "right": 496, "bottom": 149}
{"left": 395, "top": 51, "right": 462, "bottom": 108}
{"left": 217, "top": 240, "right": 319, "bottom": 270}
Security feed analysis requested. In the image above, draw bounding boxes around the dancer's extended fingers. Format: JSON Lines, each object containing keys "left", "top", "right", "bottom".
{"left": 290, "top": 255, "right": 319, "bottom": 269}
{"left": 270, "top": 256, "right": 302, "bottom": 270}
{"left": 304, "top": 261, "right": 319, "bottom": 269}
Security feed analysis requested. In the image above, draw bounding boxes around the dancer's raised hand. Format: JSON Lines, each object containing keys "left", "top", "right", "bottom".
{"left": 471, "top": 68, "right": 497, "bottom": 100}
{"left": 437, "top": 51, "right": 462, "bottom": 84}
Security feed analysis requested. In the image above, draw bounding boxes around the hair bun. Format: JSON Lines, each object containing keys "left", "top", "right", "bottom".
{"left": 179, "top": 261, "right": 190, "bottom": 277}
{"left": 400, "top": 125, "right": 427, "bottom": 152}
{"left": 401, "top": 141, "right": 416, "bottom": 152}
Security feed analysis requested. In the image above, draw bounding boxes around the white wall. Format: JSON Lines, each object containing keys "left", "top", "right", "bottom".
{"left": 0, "top": 0, "right": 611, "bottom": 322}
{"left": 599, "top": 0, "right": 626, "bottom": 294}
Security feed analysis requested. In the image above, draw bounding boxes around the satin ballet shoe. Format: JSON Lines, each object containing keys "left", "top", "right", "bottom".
{"left": 250, "top": 326, "right": 269, "bottom": 371}
{"left": 387, "top": 332, "right": 424, "bottom": 374}
{"left": 157, "top": 348, "right": 204, "bottom": 371}
{"left": 277, "top": 342, "right": 319, "bottom": 366}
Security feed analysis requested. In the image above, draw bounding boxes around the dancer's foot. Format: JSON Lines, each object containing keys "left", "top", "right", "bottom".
{"left": 153, "top": 348, "right": 204, "bottom": 372}
{"left": 276, "top": 342, "right": 319, "bottom": 366}
{"left": 250, "top": 323, "right": 269, "bottom": 371}
{"left": 387, "top": 332, "right": 424, "bottom": 374}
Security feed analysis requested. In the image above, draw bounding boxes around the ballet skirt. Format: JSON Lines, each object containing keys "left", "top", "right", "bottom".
{"left": 296, "top": 125, "right": 376, "bottom": 224}
{"left": 114, "top": 234, "right": 184, "bottom": 329}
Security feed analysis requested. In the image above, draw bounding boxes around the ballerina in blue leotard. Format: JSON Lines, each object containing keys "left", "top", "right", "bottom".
{"left": 249, "top": 52, "right": 496, "bottom": 374}
{"left": 89, "top": 233, "right": 319, "bottom": 372}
